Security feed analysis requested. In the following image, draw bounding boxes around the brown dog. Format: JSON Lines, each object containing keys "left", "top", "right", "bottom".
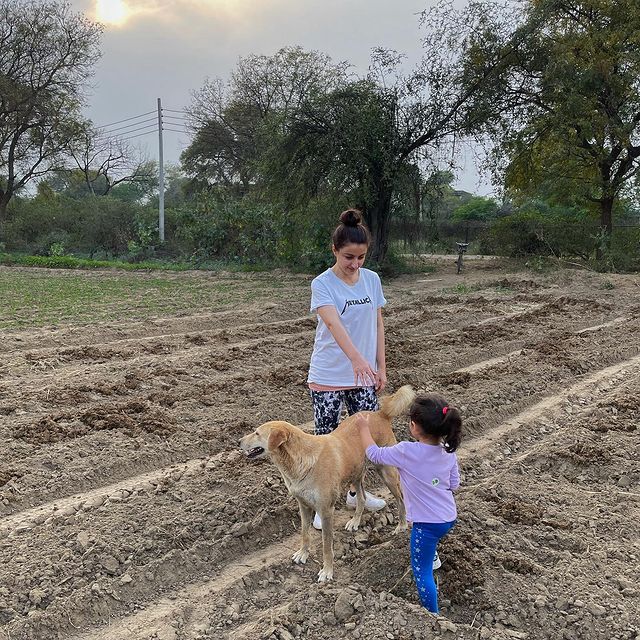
{"left": 239, "top": 386, "right": 415, "bottom": 582}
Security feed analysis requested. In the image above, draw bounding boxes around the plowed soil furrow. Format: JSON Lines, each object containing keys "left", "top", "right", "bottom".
{"left": 2, "top": 303, "right": 637, "bottom": 528}
{"left": 1, "top": 266, "right": 639, "bottom": 640}
{"left": 3, "top": 351, "right": 639, "bottom": 640}
{"left": 1, "top": 305, "right": 634, "bottom": 520}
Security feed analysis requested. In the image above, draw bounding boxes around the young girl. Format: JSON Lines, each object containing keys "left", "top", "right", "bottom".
{"left": 356, "top": 393, "right": 462, "bottom": 614}
{"left": 308, "top": 208, "right": 387, "bottom": 529}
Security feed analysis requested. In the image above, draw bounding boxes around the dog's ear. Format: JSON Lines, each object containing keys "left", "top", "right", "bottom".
{"left": 267, "top": 425, "right": 289, "bottom": 450}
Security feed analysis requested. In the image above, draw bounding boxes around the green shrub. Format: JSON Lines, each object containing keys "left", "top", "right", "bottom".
{"left": 48, "top": 241, "right": 66, "bottom": 257}
{"left": 599, "top": 227, "right": 640, "bottom": 272}
{"left": 4, "top": 194, "right": 148, "bottom": 258}
{"left": 481, "top": 202, "right": 599, "bottom": 258}
{"left": 166, "top": 193, "right": 341, "bottom": 270}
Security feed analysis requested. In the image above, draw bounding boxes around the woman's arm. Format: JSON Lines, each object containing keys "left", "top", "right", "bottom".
{"left": 317, "top": 305, "right": 376, "bottom": 387}
{"left": 375, "top": 307, "right": 386, "bottom": 391}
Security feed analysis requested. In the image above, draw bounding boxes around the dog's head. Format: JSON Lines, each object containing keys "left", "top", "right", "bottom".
{"left": 239, "top": 421, "right": 293, "bottom": 461}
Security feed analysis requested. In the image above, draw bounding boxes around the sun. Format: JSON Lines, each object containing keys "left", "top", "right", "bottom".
{"left": 96, "top": 0, "right": 129, "bottom": 25}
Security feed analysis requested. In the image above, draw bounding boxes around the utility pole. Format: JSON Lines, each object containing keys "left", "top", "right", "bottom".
{"left": 157, "top": 97, "right": 165, "bottom": 242}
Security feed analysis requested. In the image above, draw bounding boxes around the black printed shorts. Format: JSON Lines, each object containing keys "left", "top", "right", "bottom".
{"left": 310, "top": 387, "right": 379, "bottom": 435}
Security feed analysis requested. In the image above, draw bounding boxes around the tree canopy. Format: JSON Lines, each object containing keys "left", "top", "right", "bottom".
{"left": 462, "top": 0, "right": 640, "bottom": 235}
{"left": 181, "top": 46, "right": 347, "bottom": 192}
{"left": 0, "top": 0, "right": 102, "bottom": 229}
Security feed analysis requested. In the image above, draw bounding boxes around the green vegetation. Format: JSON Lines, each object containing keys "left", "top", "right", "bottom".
{"left": 0, "top": 253, "right": 191, "bottom": 271}
{"left": 1, "top": 1, "right": 639, "bottom": 275}
{"left": 0, "top": 268, "right": 300, "bottom": 329}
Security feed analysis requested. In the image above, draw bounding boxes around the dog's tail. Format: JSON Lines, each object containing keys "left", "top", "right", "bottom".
{"left": 378, "top": 385, "right": 416, "bottom": 419}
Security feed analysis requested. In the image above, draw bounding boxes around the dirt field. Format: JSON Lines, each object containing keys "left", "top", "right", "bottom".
{"left": 1, "top": 261, "right": 639, "bottom": 640}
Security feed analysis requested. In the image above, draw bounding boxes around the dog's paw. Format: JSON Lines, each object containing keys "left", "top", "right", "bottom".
{"left": 317, "top": 567, "right": 333, "bottom": 582}
{"left": 393, "top": 522, "right": 409, "bottom": 535}
{"left": 344, "top": 517, "right": 360, "bottom": 532}
{"left": 292, "top": 548, "right": 309, "bottom": 565}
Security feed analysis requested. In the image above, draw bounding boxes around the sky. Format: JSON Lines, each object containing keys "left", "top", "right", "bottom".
{"left": 70, "top": 0, "right": 491, "bottom": 195}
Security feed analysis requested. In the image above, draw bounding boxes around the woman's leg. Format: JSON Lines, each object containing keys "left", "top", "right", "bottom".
{"left": 343, "top": 386, "right": 379, "bottom": 415}
{"left": 309, "top": 390, "right": 343, "bottom": 530}
{"left": 310, "top": 390, "right": 343, "bottom": 435}
{"left": 410, "top": 521, "right": 455, "bottom": 613}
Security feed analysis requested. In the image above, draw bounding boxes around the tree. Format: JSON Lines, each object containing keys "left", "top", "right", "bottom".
{"left": 451, "top": 196, "right": 499, "bottom": 221}
{"left": 65, "top": 123, "right": 155, "bottom": 198}
{"left": 417, "top": 170, "right": 457, "bottom": 223}
{"left": 265, "top": 27, "right": 509, "bottom": 264}
{"left": 182, "top": 46, "right": 347, "bottom": 191}
{"left": 462, "top": 0, "right": 640, "bottom": 239}
{"left": 0, "top": 0, "right": 102, "bottom": 234}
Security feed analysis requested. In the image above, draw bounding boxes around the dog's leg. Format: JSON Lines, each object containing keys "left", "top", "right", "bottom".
{"left": 292, "top": 499, "right": 313, "bottom": 566}
{"left": 317, "top": 506, "right": 335, "bottom": 582}
{"left": 379, "top": 465, "right": 408, "bottom": 534}
{"left": 345, "top": 478, "right": 365, "bottom": 532}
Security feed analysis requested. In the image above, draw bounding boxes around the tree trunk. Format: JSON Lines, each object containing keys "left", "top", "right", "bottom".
{"left": 600, "top": 197, "right": 613, "bottom": 235}
{"left": 596, "top": 196, "right": 614, "bottom": 260}
{"left": 0, "top": 193, "right": 11, "bottom": 245}
{"left": 367, "top": 185, "right": 393, "bottom": 265}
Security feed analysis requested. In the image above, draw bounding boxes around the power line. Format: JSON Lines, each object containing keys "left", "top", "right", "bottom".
{"left": 163, "top": 128, "right": 188, "bottom": 134}
{"left": 120, "top": 129, "right": 158, "bottom": 142}
{"left": 100, "top": 124, "right": 158, "bottom": 140}
{"left": 99, "top": 117, "right": 158, "bottom": 135}
{"left": 96, "top": 110, "right": 156, "bottom": 129}
{"left": 163, "top": 108, "right": 187, "bottom": 114}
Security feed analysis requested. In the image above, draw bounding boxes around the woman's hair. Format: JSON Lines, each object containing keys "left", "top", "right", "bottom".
{"left": 332, "top": 209, "right": 371, "bottom": 250}
{"left": 409, "top": 393, "right": 462, "bottom": 453}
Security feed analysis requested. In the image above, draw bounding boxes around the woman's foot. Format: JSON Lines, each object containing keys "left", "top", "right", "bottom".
{"left": 346, "top": 490, "right": 386, "bottom": 511}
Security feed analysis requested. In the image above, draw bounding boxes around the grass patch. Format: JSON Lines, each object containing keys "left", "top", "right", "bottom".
{"left": 490, "top": 284, "right": 515, "bottom": 295}
{"left": 0, "top": 268, "right": 304, "bottom": 329}
{"left": 441, "top": 283, "right": 481, "bottom": 295}
{"left": 0, "top": 253, "right": 192, "bottom": 271}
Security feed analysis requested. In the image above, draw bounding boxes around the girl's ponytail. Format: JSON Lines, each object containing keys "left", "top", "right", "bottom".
{"left": 440, "top": 406, "right": 462, "bottom": 453}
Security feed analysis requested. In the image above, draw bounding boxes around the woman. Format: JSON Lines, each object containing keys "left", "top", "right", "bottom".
{"left": 308, "top": 208, "right": 387, "bottom": 529}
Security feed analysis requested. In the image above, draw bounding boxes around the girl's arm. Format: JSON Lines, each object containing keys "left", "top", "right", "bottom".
{"left": 450, "top": 455, "right": 461, "bottom": 491}
{"left": 355, "top": 413, "right": 376, "bottom": 450}
{"left": 355, "top": 414, "right": 405, "bottom": 467}
{"left": 375, "top": 307, "right": 386, "bottom": 391}
{"left": 317, "top": 305, "right": 376, "bottom": 387}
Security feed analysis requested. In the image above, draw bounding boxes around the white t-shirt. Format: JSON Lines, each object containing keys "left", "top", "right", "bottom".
{"left": 307, "top": 268, "right": 386, "bottom": 387}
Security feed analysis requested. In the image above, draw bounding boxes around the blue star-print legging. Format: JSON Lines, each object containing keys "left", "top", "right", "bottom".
{"left": 411, "top": 520, "right": 456, "bottom": 613}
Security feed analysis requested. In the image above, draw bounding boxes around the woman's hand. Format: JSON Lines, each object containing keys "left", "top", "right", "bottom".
{"left": 351, "top": 354, "right": 377, "bottom": 388}
{"left": 375, "top": 368, "right": 387, "bottom": 392}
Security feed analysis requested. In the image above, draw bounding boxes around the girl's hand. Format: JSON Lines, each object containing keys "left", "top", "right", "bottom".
{"left": 375, "top": 368, "right": 387, "bottom": 392}
{"left": 351, "top": 354, "right": 377, "bottom": 388}
{"left": 355, "top": 413, "right": 375, "bottom": 449}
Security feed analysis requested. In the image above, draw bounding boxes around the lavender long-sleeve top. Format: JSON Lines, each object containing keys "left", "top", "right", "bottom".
{"left": 366, "top": 441, "right": 459, "bottom": 524}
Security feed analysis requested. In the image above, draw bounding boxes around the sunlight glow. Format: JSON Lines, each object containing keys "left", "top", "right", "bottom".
{"left": 96, "top": 0, "right": 129, "bottom": 25}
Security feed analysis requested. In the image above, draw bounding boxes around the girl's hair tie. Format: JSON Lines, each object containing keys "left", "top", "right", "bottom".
{"left": 442, "top": 406, "right": 449, "bottom": 416}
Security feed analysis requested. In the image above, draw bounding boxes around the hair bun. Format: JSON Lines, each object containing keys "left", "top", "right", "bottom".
{"left": 340, "top": 209, "right": 362, "bottom": 227}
